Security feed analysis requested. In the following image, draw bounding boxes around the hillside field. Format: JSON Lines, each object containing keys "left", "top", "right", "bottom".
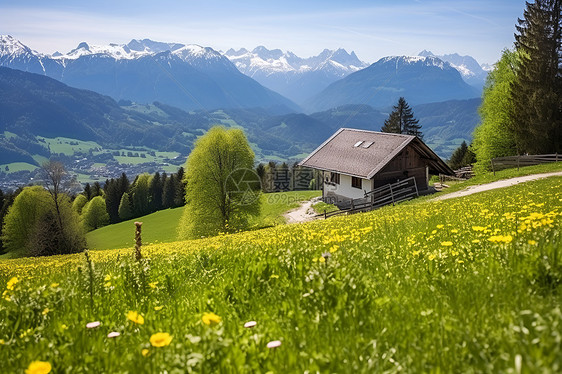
{"left": 0, "top": 177, "right": 561, "bottom": 372}
{"left": 86, "top": 190, "right": 321, "bottom": 251}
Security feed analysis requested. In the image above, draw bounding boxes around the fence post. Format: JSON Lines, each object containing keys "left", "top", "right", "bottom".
{"left": 557, "top": 153, "right": 559, "bottom": 162}
{"left": 324, "top": 209, "right": 327, "bottom": 220}
{"left": 412, "top": 176, "right": 419, "bottom": 196}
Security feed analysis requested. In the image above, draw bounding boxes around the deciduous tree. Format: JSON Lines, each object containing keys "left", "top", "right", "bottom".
{"left": 178, "top": 126, "right": 260, "bottom": 239}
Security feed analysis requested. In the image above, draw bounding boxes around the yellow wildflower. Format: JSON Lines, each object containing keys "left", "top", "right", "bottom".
{"left": 42, "top": 308, "right": 49, "bottom": 316}
{"left": 154, "top": 305, "right": 164, "bottom": 311}
{"left": 441, "top": 241, "right": 453, "bottom": 247}
{"left": 472, "top": 226, "right": 486, "bottom": 232}
{"left": 329, "top": 245, "right": 339, "bottom": 253}
{"left": 127, "top": 311, "right": 145, "bottom": 325}
{"left": 6, "top": 277, "right": 18, "bottom": 290}
{"left": 318, "top": 256, "right": 326, "bottom": 263}
{"left": 528, "top": 240, "right": 537, "bottom": 245}
{"left": 436, "top": 224, "right": 444, "bottom": 229}
{"left": 149, "top": 281, "right": 159, "bottom": 289}
{"left": 50, "top": 283, "right": 59, "bottom": 288}
{"left": 149, "top": 332, "right": 172, "bottom": 347}
{"left": 202, "top": 312, "right": 221, "bottom": 326}
{"left": 25, "top": 361, "right": 51, "bottom": 374}
{"left": 142, "top": 348, "right": 150, "bottom": 357}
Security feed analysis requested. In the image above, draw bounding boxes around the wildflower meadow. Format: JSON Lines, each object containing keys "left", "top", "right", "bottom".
{"left": 1, "top": 176, "right": 561, "bottom": 372}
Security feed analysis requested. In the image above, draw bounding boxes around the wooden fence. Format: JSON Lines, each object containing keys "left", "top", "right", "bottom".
{"left": 491, "top": 154, "right": 560, "bottom": 175}
{"left": 322, "top": 176, "right": 419, "bottom": 219}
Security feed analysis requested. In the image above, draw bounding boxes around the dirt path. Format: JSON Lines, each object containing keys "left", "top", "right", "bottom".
{"left": 284, "top": 197, "right": 321, "bottom": 224}
{"left": 433, "top": 171, "right": 562, "bottom": 201}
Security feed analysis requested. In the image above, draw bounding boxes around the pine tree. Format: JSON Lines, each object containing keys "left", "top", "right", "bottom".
{"left": 162, "top": 174, "right": 176, "bottom": 209}
{"left": 104, "top": 179, "right": 121, "bottom": 223}
{"left": 511, "top": 0, "right": 562, "bottom": 153}
{"left": 174, "top": 167, "right": 186, "bottom": 207}
{"left": 83, "top": 183, "right": 92, "bottom": 200}
{"left": 149, "top": 172, "right": 163, "bottom": 212}
{"left": 381, "top": 97, "right": 423, "bottom": 139}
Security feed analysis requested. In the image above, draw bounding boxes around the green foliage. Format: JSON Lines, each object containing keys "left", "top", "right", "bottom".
{"left": 511, "top": 0, "right": 562, "bottom": 154}
{"left": 1, "top": 177, "right": 562, "bottom": 372}
{"left": 448, "top": 141, "right": 476, "bottom": 170}
{"left": 72, "top": 194, "right": 88, "bottom": 215}
{"left": 473, "top": 49, "right": 519, "bottom": 172}
{"left": 118, "top": 192, "right": 133, "bottom": 221}
{"left": 381, "top": 97, "right": 423, "bottom": 138}
{"left": 178, "top": 127, "right": 260, "bottom": 239}
{"left": 1, "top": 186, "right": 85, "bottom": 256}
{"left": 132, "top": 174, "right": 152, "bottom": 217}
{"left": 81, "top": 196, "right": 110, "bottom": 232}
{"left": 311, "top": 201, "right": 339, "bottom": 215}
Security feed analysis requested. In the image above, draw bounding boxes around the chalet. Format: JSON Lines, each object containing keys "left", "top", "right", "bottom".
{"left": 299, "top": 128, "right": 453, "bottom": 207}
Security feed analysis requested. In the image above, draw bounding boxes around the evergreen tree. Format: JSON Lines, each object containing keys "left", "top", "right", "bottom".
{"left": 118, "top": 192, "right": 133, "bottom": 221}
{"left": 83, "top": 183, "right": 92, "bottom": 200}
{"left": 511, "top": 0, "right": 562, "bottom": 153}
{"left": 162, "top": 174, "right": 176, "bottom": 209}
{"left": 104, "top": 179, "right": 121, "bottom": 223}
{"left": 381, "top": 97, "right": 423, "bottom": 138}
{"left": 118, "top": 173, "right": 130, "bottom": 197}
{"left": 149, "top": 172, "right": 163, "bottom": 212}
{"left": 92, "top": 181, "right": 103, "bottom": 198}
{"left": 174, "top": 167, "right": 186, "bottom": 207}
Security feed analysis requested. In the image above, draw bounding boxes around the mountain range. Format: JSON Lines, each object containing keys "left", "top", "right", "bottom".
{"left": 418, "top": 50, "right": 490, "bottom": 88}
{"left": 0, "top": 35, "right": 298, "bottom": 112}
{"left": 305, "top": 55, "right": 480, "bottom": 112}
{"left": 223, "top": 46, "right": 368, "bottom": 104}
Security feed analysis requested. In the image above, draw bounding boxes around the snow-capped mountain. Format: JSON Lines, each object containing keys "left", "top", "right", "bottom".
{"left": 223, "top": 46, "right": 368, "bottom": 104}
{"left": 305, "top": 55, "right": 480, "bottom": 112}
{"left": 418, "top": 50, "right": 488, "bottom": 88}
{"left": 0, "top": 36, "right": 297, "bottom": 112}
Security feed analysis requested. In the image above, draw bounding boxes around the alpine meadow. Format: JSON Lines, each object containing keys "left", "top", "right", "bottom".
{"left": 1, "top": 1, "right": 561, "bottom": 373}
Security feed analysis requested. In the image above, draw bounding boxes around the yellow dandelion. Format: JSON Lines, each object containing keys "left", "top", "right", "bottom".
{"left": 127, "top": 311, "right": 145, "bottom": 325}
{"left": 329, "top": 244, "right": 339, "bottom": 253}
{"left": 154, "top": 306, "right": 164, "bottom": 311}
{"left": 50, "top": 283, "right": 59, "bottom": 288}
{"left": 318, "top": 256, "right": 326, "bottom": 263}
{"left": 0, "top": 339, "right": 5, "bottom": 345}
{"left": 149, "top": 332, "right": 172, "bottom": 347}
{"left": 471, "top": 239, "right": 480, "bottom": 244}
{"left": 528, "top": 240, "right": 537, "bottom": 245}
{"left": 142, "top": 348, "right": 150, "bottom": 357}
{"left": 441, "top": 241, "right": 453, "bottom": 247}
{"left": 436, "top": 224, "right": 444, "bottom": 229}
{"left": 6, "top": 277, "right": 18, "bottom": 290}
{"left": 25, "top": 361, "right": 51, "bottom": 374}
{"left": 148, "top": 281, "right": 159, "bottom": 289}
{"left": 42, "top": 308, "right": 49, "bottom": 316}
{"left": 202, "top": 312, "right": 221, "bottom": 326}
{"left": 428, "top": 254, "right": 436, "bottom": 261}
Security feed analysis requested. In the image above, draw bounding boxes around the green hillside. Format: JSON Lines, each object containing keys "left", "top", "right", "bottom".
{"left": 86, "top": 190, "right": 320, "bottom": 250}
{"left": 1, "top": 176, "right": 561, "bottom": 372}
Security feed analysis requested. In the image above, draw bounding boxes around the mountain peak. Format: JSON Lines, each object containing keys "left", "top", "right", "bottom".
{"left": 418, "top": 50, "right": 435, "bottom": 57}
{"left": 0, "top": 35, "right": 33, "bottom": 57}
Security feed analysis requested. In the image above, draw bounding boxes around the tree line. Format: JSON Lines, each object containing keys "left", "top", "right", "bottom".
{"left": 0, "top": 164, "right": 187, "bottom": 256}
{"left": 471, "top": 0, "right": 561, "bottom": 171}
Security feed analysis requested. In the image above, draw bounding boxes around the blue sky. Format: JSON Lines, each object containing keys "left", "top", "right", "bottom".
{"left": 0, "top": 0, "right": 525, "bottom": 64}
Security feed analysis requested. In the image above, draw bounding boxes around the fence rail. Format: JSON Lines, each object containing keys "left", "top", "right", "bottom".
{"left": 322, "top": 176, "right": 419, "bottom": 219}
{"left": 491, "top": 153, "right": 560, "bottom": 174}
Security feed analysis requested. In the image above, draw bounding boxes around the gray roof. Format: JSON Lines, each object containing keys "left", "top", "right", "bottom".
{"left": 299, "top": 128, "right": 453, "bottom": 178}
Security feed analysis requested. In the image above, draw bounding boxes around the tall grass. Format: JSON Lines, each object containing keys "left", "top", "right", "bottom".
{"left": 1, "top": 177, "right": 561, "bottom": 372}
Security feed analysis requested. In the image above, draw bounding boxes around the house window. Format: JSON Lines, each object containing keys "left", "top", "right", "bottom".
{"left": 330, "top": 172, "right": 340, "bottom": 184}
{"left": 351, "top": 176, "right": 362, "bottom": 189}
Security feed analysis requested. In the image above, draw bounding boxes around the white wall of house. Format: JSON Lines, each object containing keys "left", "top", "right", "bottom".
{"left": 323, "top": 172, "right": 370, "bottom": 201}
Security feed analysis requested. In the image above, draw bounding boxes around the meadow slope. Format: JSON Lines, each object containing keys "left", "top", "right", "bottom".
{"left": 1, "top": 177, "right": 561, "bottom": 372}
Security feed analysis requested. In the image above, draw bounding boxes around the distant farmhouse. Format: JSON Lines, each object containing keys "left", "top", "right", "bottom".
{"left": 299, "top": 128, "right": 453, "bottom": 207}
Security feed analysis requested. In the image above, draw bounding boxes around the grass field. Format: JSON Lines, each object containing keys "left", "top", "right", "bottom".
{"left": 1, "top": 176, "right": 561, "bottom": 372}
{"left": 86, "top": 190, "right": 321, "bottom": 250}
{"left": 0, "top": 162, "right": 39, "bottom": 173}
